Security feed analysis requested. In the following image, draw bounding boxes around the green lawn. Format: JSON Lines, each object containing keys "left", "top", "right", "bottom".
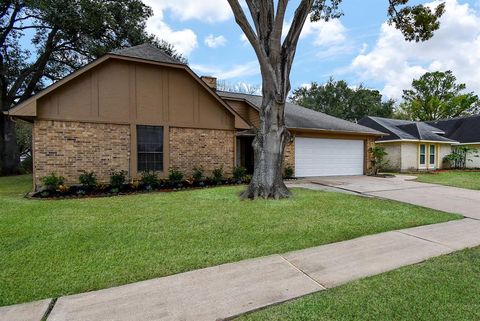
{"left": 0, "top": 175, "right": 461, "bottom": 306}
{"left": 415, "top": 171, "right": 480, "bottom": 190}
{"left": 238, "top": 246, "right": 480, "bottom": 321}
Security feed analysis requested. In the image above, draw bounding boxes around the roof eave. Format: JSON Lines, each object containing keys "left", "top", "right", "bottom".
{"left": 376, "top": 138, "right": 459, "bottom": 144}
{"left": 289, "top": 127, "right": 385, "bottom": 137}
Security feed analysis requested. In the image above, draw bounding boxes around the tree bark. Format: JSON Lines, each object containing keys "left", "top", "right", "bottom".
{"left": 0, "top": 100, "right": 19, "bottom": 175}
{"left": 242, "top": 98, "right": 291, "bottom": 199}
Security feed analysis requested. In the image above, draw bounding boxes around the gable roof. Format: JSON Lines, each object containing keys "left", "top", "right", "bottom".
{"left": 7, "top": 44, "right": 250, "bottom": 129}
{"left": 110, "top": 44, "right": 184, "bottom": 66}
{"left": 359, "top": 116, "right": 457, "bottom": 143}
{"left": 427, "top": 115, "right": 480, "bottom": 144}
{"left": 218, "top": 91, "right": 384, "bottom": 136}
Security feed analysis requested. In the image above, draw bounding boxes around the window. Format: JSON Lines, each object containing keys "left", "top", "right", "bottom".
{"left": 429, "top": 144, "right": 436, "bottom": 165}
{"left": 137, "top": 125, "right": 163, "bottom": 172}
{"left": 419, "top": 144, "right": 426, "bottom": 165}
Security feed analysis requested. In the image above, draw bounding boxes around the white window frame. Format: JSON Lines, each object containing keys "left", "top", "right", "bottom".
{"left": 428, "top": 144, "right": 436, "bottom": 169}
{"left": 419, "top": 144, "right": 427, "bottom": 169}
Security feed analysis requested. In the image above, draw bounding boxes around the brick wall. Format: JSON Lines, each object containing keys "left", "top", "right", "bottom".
{"left": 169, "top": 127, "right": 235, "bottom": 177}
{"left": 365, "top": 137, "right": 376, "bottom": 174}
{"left": 284, "top": 140, "right": 295, "bottom": 169}
{"left": 34, "top": 120, "right": 130, "bottom": 188}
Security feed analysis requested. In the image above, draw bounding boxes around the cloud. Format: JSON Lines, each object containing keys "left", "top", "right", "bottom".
{"left": 301, "top": 17, "right": 347, "bottom": 46}
{"left": 350, "top": 0, "right": 480, "bottom": 99}
{"left": 204, "top": 34, "right": 227, "bottom": 48}
{"left": 144, "top": 0, "right": 232, "bottom": 23}
{"left": 142, "top": 0, "right": 198, "bottom": 56}
{"left": 191, "top": 60, "right": 260, "bottom": 80}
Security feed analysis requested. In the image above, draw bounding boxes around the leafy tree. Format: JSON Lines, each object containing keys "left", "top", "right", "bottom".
{"left": 291, "top": 78, "right": 394, "bottom": 122}
{"left": 0, "top": 0, "right": 184, "bottom": 175}
{"left": 399, "top": 71, "right": 480, "bottom": 121}
{"left": 227, "top": 0, "right": 444, "bottom": 199}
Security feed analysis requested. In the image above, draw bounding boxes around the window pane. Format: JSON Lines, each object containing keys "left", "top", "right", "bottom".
{"left": 137, "top": 125, "right": 163, "bottom": 172}
{"left": 420, "top": 155, "right": 426, "bottom": 165}
{"left": 420, "top": 144, "right": 426, "bottom": 154}
{"left": 430, "top": 155, "right": 435, "bottom": 164}
{"left": 430, "top": 145, "right": 435, "bottom": 154}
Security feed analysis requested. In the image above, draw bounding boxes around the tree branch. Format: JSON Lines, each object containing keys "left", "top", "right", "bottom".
{"left": 227, "top": 0, "right": 268, "bottom": 67}
{"left": 281, "top": 0, "right": 314, "bottom": 92}
{"left": 0, "top": 2, "right": 22, "bottom": 48}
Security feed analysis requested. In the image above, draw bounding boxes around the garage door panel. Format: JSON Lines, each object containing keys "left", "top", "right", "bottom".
{"left": 295, "top": 137, "right": 364, "bottom": 177}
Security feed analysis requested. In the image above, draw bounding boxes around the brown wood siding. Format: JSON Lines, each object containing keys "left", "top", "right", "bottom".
{"left": 226, "top": 100, "right": 260, "bottom": 127}
{"left": 36, "top": 59, "right": 235, "bottom": 130}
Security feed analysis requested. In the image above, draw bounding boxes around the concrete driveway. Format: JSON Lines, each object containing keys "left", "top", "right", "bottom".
{"left": 302, "top": 175, "right": 480, "bottom": 220}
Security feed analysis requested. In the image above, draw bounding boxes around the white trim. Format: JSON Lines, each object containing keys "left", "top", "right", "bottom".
{"left": 453, "top": 142, "right": 480, "bottom": 146}
{"left": 419, "top": 143, "right": 427, "bottom": 169}
{"left": 376, "top": 139, "right": 458, "bottom": 144}
{"left": 428, "top": 144, "right": 436, "bottom": 169}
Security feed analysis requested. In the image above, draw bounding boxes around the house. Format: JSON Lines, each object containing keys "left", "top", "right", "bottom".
{"left": 7, "top": 44, "right": 383, "bottom": 190}
{"left": 359, "top": 115, "right": 480, "bottom": 171}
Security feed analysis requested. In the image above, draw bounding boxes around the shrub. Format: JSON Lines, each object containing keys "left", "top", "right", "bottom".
{"left": 369, "top": 146, "right": 389, "bottom": 175}
{"left": 109, "top": 170, "right": 127, "bottom": 189}
{"left": 168, "top": 168, "right": 184, "bottom": 185}
{"left": 140, "top": 171, "right": 159, "bottom": 188}
{"left": 444, "top": 146, "right": 479, "bottom": 169}
{"left": 41, "top": 173, "right": 65, "bottom": 191}
{"left": 192, "top": 167, "right": 204, "bottom": 182}
{"left": 212, "top": 167, "right": 224, "bottom": 184}
{"left": 283, "top": 165, "right": 294, "bottom": 179}
{"left": 233, "top": 166, "right": 247, "bottom": 182}
{"left": 79, "top": 171, "right": 97, "bottom": 190}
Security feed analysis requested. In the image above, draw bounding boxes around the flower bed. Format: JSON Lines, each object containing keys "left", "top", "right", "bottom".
{"left": 32, "top": 166, "right": 297, "bottom": 200}
{"left": 31, "top": 178, "right": 247, "bottom": 199}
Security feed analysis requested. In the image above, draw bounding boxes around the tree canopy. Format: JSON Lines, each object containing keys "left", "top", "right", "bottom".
{"left": 291, "top": 78, "right": 395, "bottom": 122}
{"left": 399, "top": 71, "right": 480, "bottom": 121}
{"left": 0, "top": 0, "right": 184, "bottom": 174}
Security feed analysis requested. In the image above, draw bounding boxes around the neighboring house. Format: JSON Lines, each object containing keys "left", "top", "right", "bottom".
{"left": 359, "top": 116, "right": 480, "bottom": 171}
{"left": 8, "top": 44, "right": 382, "bottom": 190}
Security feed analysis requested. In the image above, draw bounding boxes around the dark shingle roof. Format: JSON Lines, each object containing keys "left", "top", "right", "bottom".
{"left": 358, "top": 116, "right": 457, "bottom": 143}
{"left": 427, "top": 115, "right": 480, "bottom": 143}
{"left": 110, "top": 43, "right": 184, "bottom": 65}
{"left": 218, "top": 91, "right": 384, "bottom": 135}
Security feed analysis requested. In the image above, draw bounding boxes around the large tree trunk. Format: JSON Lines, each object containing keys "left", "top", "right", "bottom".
{"left": 0, "top": 108, "right": 19, "bottom": 175}
{"left": 241, "top": 90, "right": 291, "bottom": 199}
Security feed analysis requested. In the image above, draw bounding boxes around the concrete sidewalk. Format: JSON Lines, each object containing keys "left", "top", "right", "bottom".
{"left": 2, "top": 218, "right": 479, "bottom": 321}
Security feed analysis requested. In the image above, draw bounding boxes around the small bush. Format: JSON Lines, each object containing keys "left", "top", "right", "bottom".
{"left": 233, "top": 166, "right": 247, "bottom": 182}
{"left": 192, "top": 167, "right": 204, "bottom": 181}
{"left": 79, "top": 171, "right": 97, "bottom": 190}
{"left": 212, "top": 167, "right": 224, "bottom": 184}
{"left": 140, "top": 171, "right": 159, "bottom": 188}
{"left": 109, "top": 170, "right": 127, "bottom": 189}
{"left": 283, "top": 165, "right": 294, "bottom": 179}
{"left": 41, "top": 173, "right": 65, "bottom": 191}
{"left": 168, "top": 168, "right": 184, "bottom": 185}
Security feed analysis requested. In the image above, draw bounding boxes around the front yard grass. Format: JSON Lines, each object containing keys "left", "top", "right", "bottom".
{"left": 238, "top": 246, "right": 480, "bottom": 321}
{"left": 0, "top": 175, "right": 461, "bottom": 306}
{"left": 415, "top": 171, "right": 480, "bottom": 190}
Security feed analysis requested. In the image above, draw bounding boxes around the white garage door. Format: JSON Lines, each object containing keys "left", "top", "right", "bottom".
{"left": 295, "top": 137, "right": 364, "bottom": 177}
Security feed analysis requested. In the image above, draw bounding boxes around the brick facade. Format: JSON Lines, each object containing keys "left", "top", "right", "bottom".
{"left": 169, "top": 127, "right": 235, "bottom": 177}
{"left": 284, "top": 141, "right": 295, "bottom": 169}
{"left": 34, "top": 120, "right": 130, "bottom": 188}
{"left": 365, "top": 137, "right": 376, "bottom": 174}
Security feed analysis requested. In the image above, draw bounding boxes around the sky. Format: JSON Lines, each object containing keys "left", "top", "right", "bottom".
{"left": 141, "top": 0, "right": 480, "bottom": 101}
